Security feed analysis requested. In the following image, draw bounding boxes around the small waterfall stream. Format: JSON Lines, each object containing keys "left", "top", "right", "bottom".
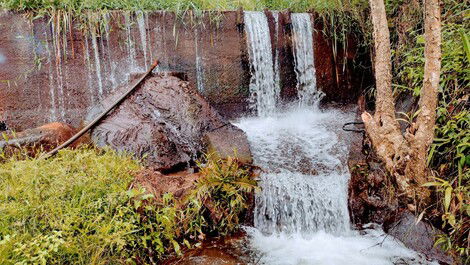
{"left": 291, "top": 13, "right": 323, "bottom": 106}
{"left": 244, "top": 11, "right": 280, "bottom": 117}
{"left": 238, "top": 13, "right": 435, "bottom": 265}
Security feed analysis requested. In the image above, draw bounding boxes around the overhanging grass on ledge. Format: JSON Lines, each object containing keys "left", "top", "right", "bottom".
{"left": 0, "top": 0, "right": 349, "bottom": 13}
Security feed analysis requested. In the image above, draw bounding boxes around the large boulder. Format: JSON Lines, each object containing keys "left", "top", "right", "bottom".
{"left": 91, "top": 73, "right": 252, "bottom": 171}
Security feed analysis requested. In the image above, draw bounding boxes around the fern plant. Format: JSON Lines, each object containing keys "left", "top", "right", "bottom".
{"left": 190, "top": 153, "right": 259, "bottom": 235}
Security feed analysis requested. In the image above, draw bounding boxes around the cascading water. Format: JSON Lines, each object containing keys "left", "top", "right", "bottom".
{"left": 238, "top": 108, "right": 352, "bottom": 235}
{"left": 291, "top": 13, "right": 323, "bottom": 106}
{"left": 237, "top": 12, "right": 435, "bottom": 265}
{"left": 194, "top": 27, "right": 205, "bottom": 92}
{"left": 91, "top": 29, "right": 104, "bottom": 98}
{"left": 244, "top": 11, "right": 280, "bottom": 117}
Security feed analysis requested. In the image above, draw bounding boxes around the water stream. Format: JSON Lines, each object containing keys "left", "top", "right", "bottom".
{"left": 244, "top": 11, "right": 280, "bottom": 117}
{"left": 237, "top": 13, "right": 435, "bottom": 265}
{"left": 291, "top": 13, "right": 323, "bottom": 106}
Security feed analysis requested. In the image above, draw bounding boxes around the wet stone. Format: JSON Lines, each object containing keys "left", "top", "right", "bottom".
{"left": 91, "top": 73, "right": 252, "bottom": 171}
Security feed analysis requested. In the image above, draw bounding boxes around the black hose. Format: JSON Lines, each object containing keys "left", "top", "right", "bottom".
{"left": 342, "top": 121, "right": 365, "bottom": 133}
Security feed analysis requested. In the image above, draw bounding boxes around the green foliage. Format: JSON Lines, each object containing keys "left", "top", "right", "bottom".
{"left": 386, "top": 0, "right": 469, "bottom": 261}
{"left": 0, "top": 147, "right": 141, "bottom": 264}
{"left": 0, "top": 148, "right": 257, "bottom": 264}
{"left": 397, "top": 23, "right": 469, "bottom": 97}
{"left": 426, "top": 110, "right": 469, "bottom": 263}
{"left": 192, "top": 153, "right": 258, "bottom": 234}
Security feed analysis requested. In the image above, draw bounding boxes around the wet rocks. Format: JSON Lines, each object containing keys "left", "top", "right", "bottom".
{"left": 203, "top": 124, "right": 253, "bottom": 164}
{"left": 0, "top": 122, "right": 78, "bottom": 153}
{"left": 348, "top": 160, "right": 399, "bottom": 225}
{"left": 348, "top": 131, "right": 452, "bottom": 264}
{"left": 91, "top": 73, "right": 252, "bottom": 171}
{"left": 385, "top": 211, "right": 453, "bottom": 264}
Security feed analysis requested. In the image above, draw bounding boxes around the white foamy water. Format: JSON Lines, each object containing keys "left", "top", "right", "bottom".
{"left": 244, "top": 11, "right": 280, "bottom": 117}
{"left": 246, "top": 226, "right": 434, "bottom": 265}
{"left": 237, "top": 107, "right": 352, "bottom": 234}
{"left": 235, "top": 107, "right": 435, "bottom": 265}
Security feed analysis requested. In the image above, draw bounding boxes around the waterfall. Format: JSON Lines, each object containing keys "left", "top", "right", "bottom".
{"left": 237, "top": 106, "right": 436, "bottom": 265}
{"left": 291, "top": 13, "right": 323, "bottom": 106}
{"left": 51, "top": 22, "right": 66, "bottom": 121}
{"left": 103, "top": 13, "right": 117, "bottom": 89}
{"left": 44, "top": 28, "right": 57, "bottom": 122}
{"left": 238, "top": 108, "right": 352, "bottom": 235}
{"left": 236, "top": 13, "right": 435, "bottom": 265}
{"left": 125, "top": 12, "right": 139, "bottom": 74}
{"left": 244, "top": 11, "right": 280, "bottom": 117}
{"left": 273, "top": 12, "right": 281, "bottom": 104}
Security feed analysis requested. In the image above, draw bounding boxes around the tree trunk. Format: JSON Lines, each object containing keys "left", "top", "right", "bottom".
{"left": 405, "top": 0, "right": 441, "bottom": 189}
{"left": 363, "top": 0, "right": 441, "bottom": 203}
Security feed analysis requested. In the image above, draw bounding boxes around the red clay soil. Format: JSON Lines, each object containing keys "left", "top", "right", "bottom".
{"left": 131, "top": 168, "right": 201, "bottom": 201}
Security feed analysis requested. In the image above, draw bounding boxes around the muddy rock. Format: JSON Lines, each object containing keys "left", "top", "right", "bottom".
{"left": 91, "top": 73, "right": 252, "bottom": 171}
{"left": 0, "top": 122, "right": 78, "bottom": 153}
{"left": 385, "top": 211, "right": 453, "bottom": 264}
{"left": 203, "top": 124, "right": 252, "bottom": 164}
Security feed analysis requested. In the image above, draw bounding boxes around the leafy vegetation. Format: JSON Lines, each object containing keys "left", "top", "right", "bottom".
{"left": 0, "top": 0, "right": 467, "bottom": 261}
{"left": 384, "top": 0, "right": 469, "bottom": 261}
{"left": 0, "top": 148, "right": 257, "bottom": 264}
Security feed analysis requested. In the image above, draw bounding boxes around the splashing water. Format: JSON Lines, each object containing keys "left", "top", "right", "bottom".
{"left": 291, "top": 13, "right": 323, "bottom": 106}
{"left": 237, "top": 108, "right": 351, "bottom": 235}
{"left": 236, "top": 12, "right": 435, "bottom": 264}
{"left": 236, "top": 106, "right": 435, "bottom": 265}
{"left": 244, "top": 11, "right": 280, "bottom": 117}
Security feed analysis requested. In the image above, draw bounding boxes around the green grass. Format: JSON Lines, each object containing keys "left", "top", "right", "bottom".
{"left": 0, "top": 0, "right": 346, "bottom": 13}
{"left": 0, "top": 147, "right": 141, "bottom": 264}
{"left": 0, "top": 147, "right": 257, "bottom": 264}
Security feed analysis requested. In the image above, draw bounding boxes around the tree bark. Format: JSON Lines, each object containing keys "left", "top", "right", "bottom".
{"left": 405, "top": 0, "right": 441, "bottom": 188}
{"left": 363, "top": 0, "right": 441, "bottom": 202}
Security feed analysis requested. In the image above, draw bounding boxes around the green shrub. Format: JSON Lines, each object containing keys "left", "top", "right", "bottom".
{"left": 0, "top": 147, "right": 257, "bottom": 264}
{"left": 191, "top": 153, "right": 258, "bottom": 234}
